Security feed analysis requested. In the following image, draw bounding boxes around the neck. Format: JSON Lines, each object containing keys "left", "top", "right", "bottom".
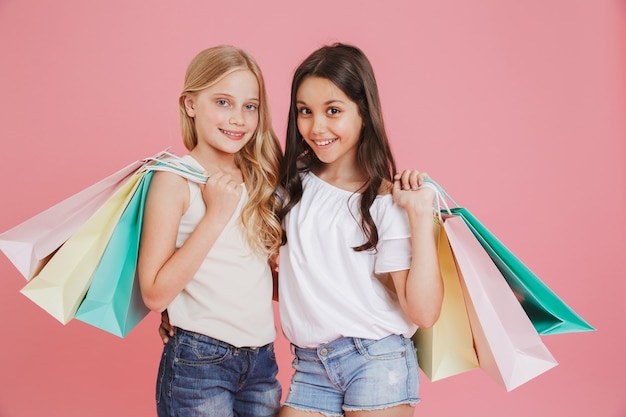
{"left": 312, "top": 162, "right": 367, "bottom": 193}
{"left": 189, "top": 147, "right": 241, "bottom": 178}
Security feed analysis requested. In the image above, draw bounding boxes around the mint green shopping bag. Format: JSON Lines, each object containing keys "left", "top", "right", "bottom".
{"left": 74, "top": 171, "right": 154, "bottom": 337}
{"left": 74, "top": 155, "right": 208, "bottom": 337}
{"left": 425, "top": 179, "right": 595, "bottom": 336}
{"left": 20, "top": 172, "right": 145, "bottom": 325}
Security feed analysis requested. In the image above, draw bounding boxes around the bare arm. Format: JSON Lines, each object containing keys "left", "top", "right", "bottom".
{"left": 138, "top": 170, "right": 242, "bottom": 312}
{"left": 389, "top": 170, "right": 443, "bottom": 328}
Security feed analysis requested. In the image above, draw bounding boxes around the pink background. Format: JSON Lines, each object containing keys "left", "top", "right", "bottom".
{"left": 0, "top": 1, "right": 624, "bottom": 416}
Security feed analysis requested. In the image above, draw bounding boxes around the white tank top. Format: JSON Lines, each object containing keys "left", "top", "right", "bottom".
{"left": 167, "top": 156, "right": 276, "bottom": 347}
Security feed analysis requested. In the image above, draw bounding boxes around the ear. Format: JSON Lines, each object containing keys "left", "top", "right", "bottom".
{"left": 183, "top": 95, "right": 196, "bottom": 117}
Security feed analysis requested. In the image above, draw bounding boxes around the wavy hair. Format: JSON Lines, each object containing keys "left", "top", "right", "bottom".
{"left": 180, "top": 46, "right": 283, "bottom": 259}
{"left": 278, "top": 43, "right": 397, "bottom": 252}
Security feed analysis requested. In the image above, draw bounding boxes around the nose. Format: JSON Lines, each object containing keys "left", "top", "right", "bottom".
{"left": 229, "top": 108, "right": 244, "bottom": 125}
{"left": 311, "top": 114, "right": 326, "bottom": 135}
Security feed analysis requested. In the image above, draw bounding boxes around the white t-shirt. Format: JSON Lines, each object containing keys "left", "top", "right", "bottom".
{"left": 278, "top": 172, "right": 417, "bottom": 348}
{"left": 167, "top": 156, "right": 276, "bottom": 348}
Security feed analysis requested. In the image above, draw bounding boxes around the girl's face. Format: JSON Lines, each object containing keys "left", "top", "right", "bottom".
{"left": 296, "top": 76, "right": 363, "bottom": 167}
{"left": 184, "top": 69, "right": 260, "bottom": 156}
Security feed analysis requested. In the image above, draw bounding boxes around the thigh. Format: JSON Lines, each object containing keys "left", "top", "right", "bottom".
{"left": 343, "top": 335, "right": 420, "bottom": 413}
{"left": 279, "top": 405, "right": 328, "bottom": 417}
{"left": 235, "top": 344, "right": 282, "bottom": 417}
{"left": 164, "top": 330, "right": 241, "bottom": 417}
{"left": 345, "top": 404, "right": 415, "bottom": 417}
{"left": 282, "top": 346, "right": 345, "bottom": 417}
{"left": 156, "top": 340, "right": 175, "bottom": 417}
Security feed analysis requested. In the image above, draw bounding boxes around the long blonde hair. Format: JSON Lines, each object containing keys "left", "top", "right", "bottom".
{"left": 179, "top": 46, "right": 283, "bottom": 259}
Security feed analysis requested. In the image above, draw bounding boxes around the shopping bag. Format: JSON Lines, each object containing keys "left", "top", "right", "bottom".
{"left": 413, "top": 218, "right": 479, "bottom": 381}
{"left": 452, "top": 208, "right": 593, "bottom": 335}
{"left": 73, "top": 171, "right": 154, "bottom": 337}
{"left": 20, "top": 172, "right": 145, "bottom": 324}
{"left": 424, "top": 179, "right": 594, "bottom": 335}
{"left": 444, "top": 216, "right": 558, "bottom": 391}
{"left": 0, "top": 158, "right": 148, "bottom": 280}
{"left": 73, "top": 155, "right": 208, "bottom": 337}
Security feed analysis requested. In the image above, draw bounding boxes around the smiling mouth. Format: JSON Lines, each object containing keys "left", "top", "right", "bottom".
{"left": 220, "top": 129, "right": 245, "bottom": 138}
{"left": 313, "top": 138, "right": 337, "bottom": 146}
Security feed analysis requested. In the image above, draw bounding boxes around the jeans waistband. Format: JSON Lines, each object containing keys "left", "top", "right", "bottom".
{"left": 291, "top": 334, "right": 405, "bottom": 359}
{"left": 175, "top": 327, "right": 271, "bottom": 351}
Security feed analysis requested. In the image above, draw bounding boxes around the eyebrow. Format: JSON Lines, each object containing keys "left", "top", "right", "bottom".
{"left": 296, "top": 99, "right": 345, "bottom": 106}
{"left": 213, "top": 93, "right": 259, "bottom": 102}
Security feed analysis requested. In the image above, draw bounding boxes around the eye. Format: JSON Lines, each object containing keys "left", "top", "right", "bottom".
{"left": 216, "top": 99, "right": 229, "bottom": 107}
{"left": 245, "top": 103, "right": 258, "bottom": 111}
{"left": 327, "top": 107, "right": 340, "bottom": 115}
{"left": 297, "top": 107, "right": 311, "bottom": 116}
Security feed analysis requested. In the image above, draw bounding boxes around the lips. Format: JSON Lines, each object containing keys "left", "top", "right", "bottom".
{"left": 220, "top": 128, "right": 245, "bottom": 140}
{"left": 313, "top": 138, "right": 337, "bottom": 146}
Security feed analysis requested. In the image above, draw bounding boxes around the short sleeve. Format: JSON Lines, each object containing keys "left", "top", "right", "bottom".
{"left": 373, "top": 196, "right": 412, "bottom": 273}
{"left": 375, "top": 237, "right": 412, "bottom": 273}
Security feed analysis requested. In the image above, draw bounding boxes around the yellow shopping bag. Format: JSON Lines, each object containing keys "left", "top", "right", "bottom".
{"left": 0, "top": 150, "right": 171, "bottom": 281}
{"left": 413, "top": 217, "right": 479, "bottom": 381}
{"left": 20, "top": 171, "right": 145, "bottom": 324}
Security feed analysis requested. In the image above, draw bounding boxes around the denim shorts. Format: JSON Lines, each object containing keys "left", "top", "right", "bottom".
{"left": 156, "top": 328, "right": 281, "bottom": 417}
{"left": 283, "top": 334, "right": 420, "bottom": 417}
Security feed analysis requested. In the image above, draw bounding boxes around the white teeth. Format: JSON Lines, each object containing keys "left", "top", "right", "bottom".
{"left": 315, "top": 138, "right": 336, "bottom": 146}
{"left": 222, "top": 129, "right": 243, "bottom": 137}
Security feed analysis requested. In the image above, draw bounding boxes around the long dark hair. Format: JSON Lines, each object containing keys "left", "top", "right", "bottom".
{"left": 278, "top": 43, "right": 397, "bottom": 251}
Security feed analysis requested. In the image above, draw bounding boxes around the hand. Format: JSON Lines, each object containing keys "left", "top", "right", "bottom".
{"left": 201, "top": 171, "right": 242, "bottom": 225}
{"left": 159, "top": 310, "right": 175, "bottom": 345}
{"left": 395, "top": 169, "right": 427, "bottom": 191}
{"left": 392, "top": 170, "right": 435, "bottom": 213}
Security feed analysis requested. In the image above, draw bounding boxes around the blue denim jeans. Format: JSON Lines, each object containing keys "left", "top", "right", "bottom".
{"left": 283, "top": 334, "right": 419, "bottom": 417}
{"left": 156, "top": 328, "right": 281, "bottom": 417}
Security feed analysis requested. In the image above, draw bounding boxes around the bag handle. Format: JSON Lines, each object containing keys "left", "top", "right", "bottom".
{"left": 142, "top": 153, "right": 209, "bottom": 184}
{"left": 420, "top": 178, "right": 457, "bottom": 222}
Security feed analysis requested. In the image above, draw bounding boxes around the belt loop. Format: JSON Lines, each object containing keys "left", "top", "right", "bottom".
{"left": 353, "top": 337, "right": 367, "bottom": 355}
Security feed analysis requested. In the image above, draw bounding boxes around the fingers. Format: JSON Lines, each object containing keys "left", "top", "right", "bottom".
{"left": 418, "top": 172, "right": 429, "bottom": 188}
{"left": 159, "top": 310, "right": 174, "bottom": 345}
{"left": 202, "top": 172, "right": 243, "bottom": 202}
{"left": 158, "top": 323, "right": 170, "bottom": 345}
{"left": 206, "top": 171, "right": 241, "bottom": 189}
{"left": 392, "top": 177, "right": 400, "bottom": 190}
{"left": 395, "top": 169, "right": 429, "bottom": 191}
{"left": 158, "top": 324, "right": 174, "bottom": 344}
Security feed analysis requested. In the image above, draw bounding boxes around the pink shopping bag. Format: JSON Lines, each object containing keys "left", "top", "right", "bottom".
{"left": 413, "top": 218, "right": 479, "bottom": 381}
{"left": 20, "top": 172, "right": 146, "bottom": 324}
{"left": 0, "top": 150, "right": 169, "bottom": 280}
{"left": 443, "top": 215, "right": 558, "bottom": 391}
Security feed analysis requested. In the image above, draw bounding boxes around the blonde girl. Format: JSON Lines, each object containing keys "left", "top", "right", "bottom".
{"left": 138, "top": 45, "right": 283, "bottom": 417}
